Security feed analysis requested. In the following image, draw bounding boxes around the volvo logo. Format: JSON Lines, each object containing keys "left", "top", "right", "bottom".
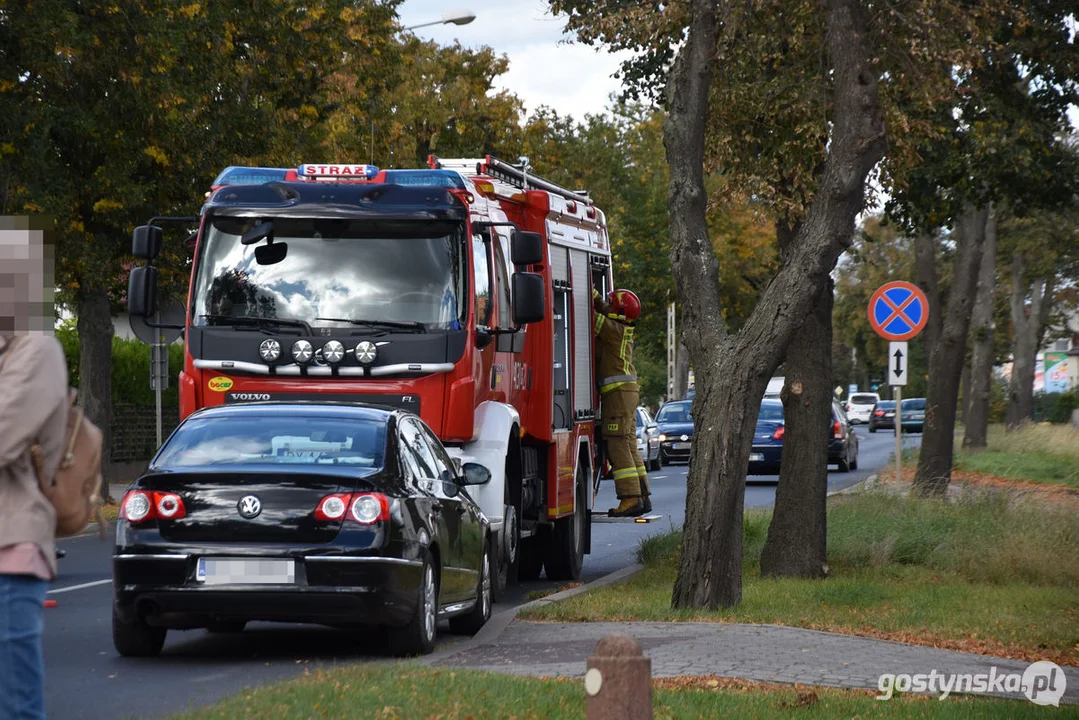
{"left": 354, "top": 341, "right": 378, "bottom": 364}
{"left": 229, "top": 393, "right": 272, "bottom": 401}
{"left": 237, "top": 495, "right": 262, "bottom": 519}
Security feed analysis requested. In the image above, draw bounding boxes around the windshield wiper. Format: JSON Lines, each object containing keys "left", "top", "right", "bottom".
{"left": 201, "top": 314, "right": 313, "bottom": 334}
{"left": 313, "top": 317, "right": 427, "bottom": 333}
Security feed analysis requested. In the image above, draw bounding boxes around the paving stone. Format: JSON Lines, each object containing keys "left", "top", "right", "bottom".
{"left": 431, "top": 621, "right": 1079, "bottom": 705}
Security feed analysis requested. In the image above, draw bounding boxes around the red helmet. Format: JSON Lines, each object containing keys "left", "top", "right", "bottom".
{"left": 608, "top": 289, "right": 641, "bottom": 321}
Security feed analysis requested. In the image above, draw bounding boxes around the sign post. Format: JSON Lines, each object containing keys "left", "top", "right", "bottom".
{"left": 868, "top": 282, "right": 928, "bottom": 483}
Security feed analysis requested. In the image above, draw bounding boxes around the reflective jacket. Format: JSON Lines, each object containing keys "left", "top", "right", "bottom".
{"left": 593, "top": 296, "right": 638, "bottom": 396}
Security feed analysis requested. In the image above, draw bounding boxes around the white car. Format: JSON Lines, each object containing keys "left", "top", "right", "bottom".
{"left": 845, "top": 392, "right": 881, "bottom": 424}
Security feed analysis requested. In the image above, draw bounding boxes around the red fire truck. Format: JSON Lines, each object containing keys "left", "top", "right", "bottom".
{"left": 127, "top": 156, "right": 614, "bottom": 593}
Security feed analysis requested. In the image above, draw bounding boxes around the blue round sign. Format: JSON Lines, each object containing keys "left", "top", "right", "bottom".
{"left": 867, "top": 281, "right": 929, "bottom": 341}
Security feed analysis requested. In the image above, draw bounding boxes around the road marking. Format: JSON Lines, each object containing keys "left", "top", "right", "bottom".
{"left": 651, "top": 475, "right": 667, "bottom": 479}
{"left": 47, "top": 579, "right": 111, "bottom": 595}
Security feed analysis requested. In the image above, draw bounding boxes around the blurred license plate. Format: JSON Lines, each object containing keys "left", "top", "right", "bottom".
{"left": 885, "top": 412, "right": 894, "bottom": 417}
{"left": 672, "top": 442, "right": 691, "bottom": 450}
{"left": 196, "top": 557, "right": 295, "bottom": 586}
{"left": 749, "top": 453, "right": 764, "bottom": 462}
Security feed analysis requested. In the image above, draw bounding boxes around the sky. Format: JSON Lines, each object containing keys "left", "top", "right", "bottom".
{"left": 396, "top": 0, "right": 633, "bottom": 121}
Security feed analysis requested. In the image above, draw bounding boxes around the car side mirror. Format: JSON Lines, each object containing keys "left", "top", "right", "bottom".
{"left": 511, "top": 230, "right": 543, "bottom": 265}
{"left": 127, "top": 266, "right": 158, "bottom": 318}
{"left": 132, "top": 225, "right": 163, "bottom": 260}
{"left": 458, "top": 462, "right": 491, "bottom": 486}
{"left": 647, "top": 424, "right": 657, "bottom": 432}
{"left": 512, "top": 272, "right": 545, "bottom": 325}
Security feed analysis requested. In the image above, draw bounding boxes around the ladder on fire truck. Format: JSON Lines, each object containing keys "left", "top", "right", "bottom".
{"left": 429, "top": 155, "right": 594, "bottom": 205}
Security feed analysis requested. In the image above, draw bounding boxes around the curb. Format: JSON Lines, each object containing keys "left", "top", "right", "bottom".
{"left": 422, "top": 562, "right": 647, "bottom": 666}
{"left": 827, "top": 473, "right": 877, "bottom": 497}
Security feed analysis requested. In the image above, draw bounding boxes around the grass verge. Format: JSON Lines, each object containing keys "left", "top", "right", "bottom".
{"left": 522, "top": 492, "right": 1079, "bottom": 664}
{"left": 170, "top": 664, "right": 1066, "bottom": 719}
{"left": 955, "top": 424, "right": 1079, "bottom": 488}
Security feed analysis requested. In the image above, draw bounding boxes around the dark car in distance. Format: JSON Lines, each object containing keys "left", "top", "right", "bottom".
{"left": 868, "top": 400, "right": 896, "bottom": 432}
{"left": 112, "top": 402, "right": 492, "bottom": 658}
{"left": 655, "top": 400, "right": 694, "bottom": 465}
{"left": 900, "top": 397, "right": 926, "bottom": 433}
{"left": 748, "top": 399, "right": 860, "bottom": 477}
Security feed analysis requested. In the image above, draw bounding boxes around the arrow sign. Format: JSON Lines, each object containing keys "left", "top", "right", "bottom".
{"left": 890, "top": 341, "right": 908, "bottom": 385}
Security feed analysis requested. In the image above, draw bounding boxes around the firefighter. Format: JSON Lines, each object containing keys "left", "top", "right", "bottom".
{"left": 593, "top": 287, "right": 651, "bottom": 517}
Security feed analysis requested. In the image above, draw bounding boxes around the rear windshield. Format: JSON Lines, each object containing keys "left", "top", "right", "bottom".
{"left": 657, "top": 402, "right": 692, "bottom": 423}
{"left": 876, "top": 401, "right": 896, "bottom": 409}
{"left": 153, "top": 415, "right": 387, "bottom": 469}
{"left": 758, "top": 402, "right": 784, "bottom": 421}
{"left": 850, "top": 394, "right": 878, "bottom": 404}
{"left": 902, "top": 398, "right": 926, "bottom": 410}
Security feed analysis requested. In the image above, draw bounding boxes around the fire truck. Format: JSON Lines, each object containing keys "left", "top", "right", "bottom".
{"left": 126, "top": 156, "right": 614, "bottom": 593}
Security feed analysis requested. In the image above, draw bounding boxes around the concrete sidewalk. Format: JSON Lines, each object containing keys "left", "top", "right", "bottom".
{"left": 430, "top": 620, "right": 1078, "bottom": 704}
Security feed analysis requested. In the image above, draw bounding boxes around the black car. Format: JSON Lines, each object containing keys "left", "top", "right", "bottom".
{"left": 655, "top": 400, "right": 694, "bottom": 464}
{"left": 868, "top": 400, "right": 896, "bottom": 432}
{"left": 828, "top": 401, "right": 859, "bottom": 472}
{"left": 112, "top": 402, "right": 492, "bottom": 658}
{"left": 746, "top": 399, "right": 860, "bottom": 476}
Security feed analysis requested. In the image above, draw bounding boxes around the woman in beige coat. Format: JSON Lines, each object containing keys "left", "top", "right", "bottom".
{"left": 1, "top": 279, "right": 69, "bottom": 717}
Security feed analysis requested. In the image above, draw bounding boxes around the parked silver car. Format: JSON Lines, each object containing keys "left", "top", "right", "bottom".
{"left": 636, "top": 406, "right": 662, "bottom": 472}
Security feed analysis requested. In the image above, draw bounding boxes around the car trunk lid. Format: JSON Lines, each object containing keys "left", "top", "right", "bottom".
{"left": 135, "top": 469, "right": 382, "bottom": 545}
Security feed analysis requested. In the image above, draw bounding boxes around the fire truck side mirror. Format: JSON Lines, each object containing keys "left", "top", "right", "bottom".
{"left": 127, "top": 266, "right": 158, "bottom": 319}
{"left": 511, "top": 272, "right": 545, "bottom": 325}
{"left": 132, "top": 225, "right": 163, "bottom": 260}
{"left": 511, "top": 231, "right": 544, "bottom": 266}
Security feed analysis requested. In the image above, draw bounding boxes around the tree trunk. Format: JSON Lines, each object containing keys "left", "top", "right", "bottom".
{"left": 760, "top": 278, "right": 832, "bottom": 579}
{"left": 676, "top": 338, "right": 691, "bottom": 399}
{"left": 77, "top": 289, "right": 114, "bottom": 501}
{"left": 1006, "top": 254, "right": 1050, "bottom": 429}
{"left": 963, "top": 207, "right": 998, "bottom": 449}
{"left": 913, "top": 205, "right": 988, "bottom": 496}
{"left": 668, "top": 0, "right": 886, "bottom": 609}
{"left": 959, "top": 363, "right": 971, "bottom": 425}
{"left": 914, "top": 233, "right": 942, "bottom": 361}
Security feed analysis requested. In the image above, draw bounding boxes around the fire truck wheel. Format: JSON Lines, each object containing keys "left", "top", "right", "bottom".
{"left": 517, "top": 526, "right": 547, "bottom": 582}
{"left": 543, "top": 464, "right": 586, "bottom": 582}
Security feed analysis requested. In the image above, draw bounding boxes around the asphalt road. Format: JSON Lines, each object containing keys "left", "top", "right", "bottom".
{"left": 43, "top": 425, "right": 918, "bottom": 720}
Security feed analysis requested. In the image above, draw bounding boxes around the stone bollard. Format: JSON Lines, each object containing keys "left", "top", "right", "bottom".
{"left": 584, "top": 633, "right": 652, "bottom": 720}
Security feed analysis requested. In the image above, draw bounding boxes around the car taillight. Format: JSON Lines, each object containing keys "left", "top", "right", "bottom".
{"left": 120, "top": 490, "right": 186, "bottom": 523}
{"left": 833, "top": 420, "right": 843, "bottom": 439}
{"left": 315, "top": 494, "right": 351, "bottom": 521}
{"left": 351, "top": 493, "right": 390, "bottom": 525}
{"left": 773, "top": 426, "right": 785, "bottom": 441}
{"left": 873, "top": 410, "right": 884, "bottom": 416}
{"left": 154, "top": 492, "right": 186, "bottom": 520}
{"left": 315, "top": 492, "right": 390, "bottom": 524}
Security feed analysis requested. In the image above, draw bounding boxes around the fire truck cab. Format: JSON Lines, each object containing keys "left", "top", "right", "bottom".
{"left": 127, "top": 156, "right": 613, "bottom": 593}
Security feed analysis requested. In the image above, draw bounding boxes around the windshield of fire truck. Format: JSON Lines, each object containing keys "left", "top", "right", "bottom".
{"left": 191, "top": 217, "right": 467, "bottom": 330}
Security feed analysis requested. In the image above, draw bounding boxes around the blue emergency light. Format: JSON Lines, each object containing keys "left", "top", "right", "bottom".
{"left": 212, "top": 166, "right": 289, "bottom": 187}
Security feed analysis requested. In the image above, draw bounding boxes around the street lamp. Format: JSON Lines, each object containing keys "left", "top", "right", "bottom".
{"left": 404, "top": 8, "right": 476, "bottom": 31}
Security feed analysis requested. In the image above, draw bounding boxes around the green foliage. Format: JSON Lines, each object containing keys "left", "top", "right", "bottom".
{"left": 1034, "top": 392, "right": 1079, "bottom": 424}
{"left": 56, "top": 319, "right": 182, "bottom": 406}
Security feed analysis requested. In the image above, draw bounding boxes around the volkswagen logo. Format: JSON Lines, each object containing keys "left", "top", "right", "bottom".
{"left": 354, "top": 340, "right": 377, "bottom": 364}
{"left": 237, "top": 495, "right": 262, "bottom": 519}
